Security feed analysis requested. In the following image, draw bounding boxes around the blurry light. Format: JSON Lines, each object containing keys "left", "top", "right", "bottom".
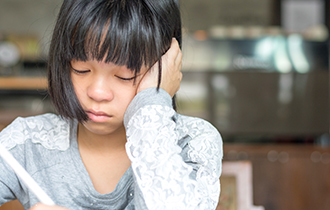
{"left": 288, "top": 34, "right": 310, "bottom": 73}
{"left": 267, "top": 150, "right": 278, "bottom": 162}
{"left": 274, "top": 36, "right": 292, "bottom": 73}
{"left": 255, "top": 37, "right": 275, "bottom": 59}
{"left": 227, "top": 25, "right": 245, "bottom": 39}
{"left": 212, "top": 75, "right": 228, "bottom": 90}
{"left": 209, "top": 25, "right": 227, "bottom": 39}
{"left": 193, "top": 30, "right": 208, "bottom": 41}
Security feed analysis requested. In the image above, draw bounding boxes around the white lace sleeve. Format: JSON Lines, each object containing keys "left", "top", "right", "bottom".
{"left": 124, "top": 88, "right": 222, "bottom": 210}
{"left": 0, "top": 114, "right": 70, "bottom": 151}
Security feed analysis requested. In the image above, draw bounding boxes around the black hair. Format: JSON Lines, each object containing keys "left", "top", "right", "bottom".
{"left": 48, "top": 0, "right": 182, "bottom": 122}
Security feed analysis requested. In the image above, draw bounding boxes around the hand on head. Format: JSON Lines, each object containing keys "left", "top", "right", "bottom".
{"left": 137, "top": 38, "right": 183, "bottom": 98}
{"left": 30, "top": 203, "right": 70, "bottom": 210}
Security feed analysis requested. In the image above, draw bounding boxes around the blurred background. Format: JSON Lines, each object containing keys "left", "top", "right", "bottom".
{"left": 0, "top": 0, "right": 329, "bottom": 209}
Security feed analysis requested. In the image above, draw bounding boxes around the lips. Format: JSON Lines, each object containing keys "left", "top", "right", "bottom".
{"left": 86, "top": 110, "right": 112, "bottom": 122}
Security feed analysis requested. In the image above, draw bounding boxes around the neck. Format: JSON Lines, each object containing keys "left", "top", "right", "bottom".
{"left": 77, "top": 123, "right": 127, "bottom": 154}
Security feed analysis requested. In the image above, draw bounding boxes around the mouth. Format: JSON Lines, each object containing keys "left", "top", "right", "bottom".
{"left": 86, "top": 110, "right": 112, "bottom": 122}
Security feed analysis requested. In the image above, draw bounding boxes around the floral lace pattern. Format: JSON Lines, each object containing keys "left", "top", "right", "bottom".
{"left": 0, "top": 103, "right": 222, "bottom": 209}
{"left": 125, "top": 105, "right": 223, "bottom": 210}
{"left": 0, "top": 114, "right": 70, "bottom": 151}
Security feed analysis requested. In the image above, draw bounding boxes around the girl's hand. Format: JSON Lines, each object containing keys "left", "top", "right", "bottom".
{"left": 137, "top": 38, "right": 183, "bottom": 98}
{"left": 30, "top": 203, "right": 70, "bottom": 210}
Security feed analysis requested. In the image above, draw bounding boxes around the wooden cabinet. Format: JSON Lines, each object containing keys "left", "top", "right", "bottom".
{"left": 0, "top": 77, "right": 47, "bottom": 90}
{"left": 223, "top": 144, "right": 330, "bottom": 210}
{"left": 0, "top": 77, "right": 49, "bottom": 129}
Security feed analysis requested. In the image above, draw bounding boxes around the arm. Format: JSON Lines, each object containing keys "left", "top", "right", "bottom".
{"left": 124, "top": 39, "right": 223, "bottom": 209}
{"left": 124, "top": 89, "right": 222, "bottom": 210}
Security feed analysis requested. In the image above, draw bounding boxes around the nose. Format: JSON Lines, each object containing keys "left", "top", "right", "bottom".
{"left": 87, "top": 77, "right": 113, "bottom": 102}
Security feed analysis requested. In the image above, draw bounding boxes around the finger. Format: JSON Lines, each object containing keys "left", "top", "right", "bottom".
{"left": 164, "top": 38, "right": 180, "bottom": 61}
{"left": 175, "top": 50, "right": 183, "bottom": 68}
{"left": 32, "top": 203, "right": 54, "bottom": 209}
{"left": 31, "top": 203, "right": 68, "bottom": 210}
{"left": 30, "top": 203, "right": 44, "bottom": 210}
{"left": 170, "top": 39, "right": 182, "bottom": 68}
{"left": 171, "top": 37, "right": 180, "bottom": 49}
{"left": 171, "top": 38, "right": 181, "bottom": 57}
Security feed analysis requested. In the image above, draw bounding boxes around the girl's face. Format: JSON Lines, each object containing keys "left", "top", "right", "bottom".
{"left": 70, "top": 59, "right": 148, "bottom": 136}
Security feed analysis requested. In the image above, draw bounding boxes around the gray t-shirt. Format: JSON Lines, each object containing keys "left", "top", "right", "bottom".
{"left": 0, "top": 88, "right": 223, "bottom": 210}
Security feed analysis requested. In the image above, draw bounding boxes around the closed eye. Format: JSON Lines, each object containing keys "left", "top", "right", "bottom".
{"left": 71, "top": 68, "right": 90, "bottom": 74}
{"left": 115, "top": 76, "right": 137, "bottom": 81}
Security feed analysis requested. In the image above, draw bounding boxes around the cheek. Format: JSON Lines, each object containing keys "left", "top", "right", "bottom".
{"left": 120, "top": 86, "right": 137, "bottom": 101}
{"left": 70, "top": 76, "right": 85, "bottom": 101}
{"left": 73, "top": 86, "right": 83, "bottom": 100}
{"left": 116, "top": 85, "right": 138, "bottom": 107}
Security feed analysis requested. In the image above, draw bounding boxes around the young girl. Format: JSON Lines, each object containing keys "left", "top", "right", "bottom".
{"left": 0, "top": 0, "right": 223, "bottom": 209}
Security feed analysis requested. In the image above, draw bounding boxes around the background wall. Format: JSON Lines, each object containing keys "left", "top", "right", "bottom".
{"left": 0, "top": 0, "right": 62, "bottom": 56}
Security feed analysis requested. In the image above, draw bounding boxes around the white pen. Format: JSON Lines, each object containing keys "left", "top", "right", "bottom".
{"left": 0, "top": 143, "right": 55, "bottom": 206}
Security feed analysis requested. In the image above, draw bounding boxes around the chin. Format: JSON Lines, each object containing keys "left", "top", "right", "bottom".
{"left": 84, "top": 122, "right": 125, "bottom": 136}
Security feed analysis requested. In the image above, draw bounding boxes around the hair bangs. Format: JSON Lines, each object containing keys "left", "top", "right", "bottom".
{"left": 69, "top": 1, "right": 168, "bottom": 74}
